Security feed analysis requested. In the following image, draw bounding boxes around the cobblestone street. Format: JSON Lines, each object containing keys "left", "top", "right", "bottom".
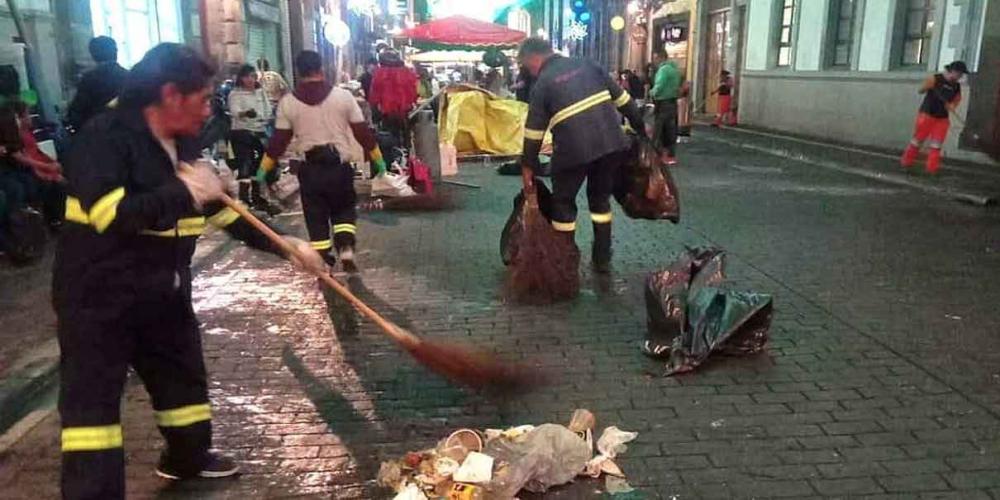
{"left": 3, "top": 134, "right": 1000, "bottom": 499}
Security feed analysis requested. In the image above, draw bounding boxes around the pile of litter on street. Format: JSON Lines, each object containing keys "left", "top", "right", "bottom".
{"left": 378, "top": 409, "right": 638, "bottom": 499}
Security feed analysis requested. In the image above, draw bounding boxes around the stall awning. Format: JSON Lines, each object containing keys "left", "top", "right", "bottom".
{"left": 400, "top": 15, "right": 527, "bottom": 50}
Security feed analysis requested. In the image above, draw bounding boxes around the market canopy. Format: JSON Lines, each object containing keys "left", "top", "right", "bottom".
{"left": 400, "top": 15, "right": 527, "bottom": 51}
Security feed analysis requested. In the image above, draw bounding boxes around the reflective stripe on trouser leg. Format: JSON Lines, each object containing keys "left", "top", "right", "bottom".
{"left": 155, "top": 403, "right": 212, "bottom": 428}
{"left": 590, "top": 212, "right": 612, "bottom": 224}
{"left": 551, "top": 220, "right": 576, "bottom": 232}
{"left": 61, "top": 425, "right": 123, "bottom": 452}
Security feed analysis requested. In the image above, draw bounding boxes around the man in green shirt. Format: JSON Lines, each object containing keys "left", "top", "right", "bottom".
{"left": 650, "top": 52, "right": 682, "bottom": 165}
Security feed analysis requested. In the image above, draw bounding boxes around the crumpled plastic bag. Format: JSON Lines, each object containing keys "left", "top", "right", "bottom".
{"left": 584, "top": 426, "right": 638, "bottom": 478}
{"left": 372, "top": 171, "right": 417, "bottom": 197}
{"left": 392, "top": 482, "right": 428, "bottom": 500}
{"left": 483, "top": 424, "right": 591, "bottom": 498}
{"left": 499, "top": 178, "right": 555, "bottom": 266}
{"left": 644, "top": 246, "right": 773, "bottom": 375}
{"left": 613, "top": 134, "right": 680, "bottom": 222}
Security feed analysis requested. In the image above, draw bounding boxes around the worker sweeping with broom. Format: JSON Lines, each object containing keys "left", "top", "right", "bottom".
{"left": 517, "top": 37, "right": 647, "bottom": 276}
{"left": 53, "top": 43, "right": 325, "bottom": 500}
{"left": 900, "top": 60, "right": 968, "bottom": 175}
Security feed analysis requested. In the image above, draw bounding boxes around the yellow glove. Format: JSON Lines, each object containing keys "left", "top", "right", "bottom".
{"left": 255, "top": 154, "right": 277, "bottom": 183}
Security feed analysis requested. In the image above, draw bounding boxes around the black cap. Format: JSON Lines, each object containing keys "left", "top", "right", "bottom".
{"left": 945, "top": 60, "right": 969, "bottom": 74}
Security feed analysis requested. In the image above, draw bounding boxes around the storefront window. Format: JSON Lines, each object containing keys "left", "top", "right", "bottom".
{"left": 90, "top": 0, "right": 183, "bottom": 68}
{"left": 775, "top": 0, "right": 794, "bottom": 67}
{"left": 901, "top": 0, "right": 934, "bottom": 66}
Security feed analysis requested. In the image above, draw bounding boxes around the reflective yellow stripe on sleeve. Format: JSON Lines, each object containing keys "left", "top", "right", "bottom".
{"left": 65, "top": 197, "right": 89, "bottom": 224}
{"left": 333, "top": 224, "right": 356, "bottom": 235}
{"left": 548, "top": 90, "right": 612, "bottom": 129}
{"left": 176, "top": 217, "right": 207, "bottom": 237}
{"left": 89, "top": 187, "right": 126, "bottom": 233}
{"left": 139, "top": 217, "right": 206, "bottom": 237}
{"left": 61, "top": 425, "right": 123, "bottom": 452}
{"left": 523, "top": 128, "right": 545, "bottom": 141}
{"left": 614, "top": 91, "right": 631, "bottom": 107}
{"left": 155, "top": 403, "right": 212, "bottom": 428}
{"left": 207, "top": 207, "right": 241, "bottom": 228}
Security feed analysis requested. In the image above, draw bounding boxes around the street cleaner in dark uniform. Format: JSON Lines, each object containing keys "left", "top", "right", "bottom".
{"left": 54, "top": 43, "right": 323, "bottom": 500}
{"left": 518, "top": 37, "right": 646, "bottom": 273}
{"left": 900, "top": 60, "right": 968, "bottom": 174}
{"left": 257, "top": 50, "right": 387, "bottom": 273}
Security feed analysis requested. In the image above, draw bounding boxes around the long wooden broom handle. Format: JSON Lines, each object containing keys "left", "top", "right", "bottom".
{"left": 219, "top": 194, "right": 422, "bottom": 348}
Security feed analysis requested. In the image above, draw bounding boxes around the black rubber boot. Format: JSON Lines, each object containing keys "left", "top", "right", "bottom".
{"left": 592, "top": 222, "right": 612, "bottom": 274}
{"left": 238, "top": 181, "right": 251, "bottom": 205}
{"left": 250, "top": 180, "right": 282, "bottom": 216}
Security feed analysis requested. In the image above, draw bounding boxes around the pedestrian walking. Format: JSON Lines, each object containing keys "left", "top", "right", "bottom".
{"left": 650, "top": 52, "right": 684, "bottom": 165}
{"left": 258, "top": 50, "right": 388, "bottom": 272}
{"left": 66, "top": 36, "right": 128, "bottom": 132}
{"left": 712, "top": 70, "right": 736, "bottom": 127}
{"left": 518, "top": 38, "right": 647, "bottom": 273}
{"left": 227, "top": 64, "right": 280, "bottom": 215}
{"left": 369, "top": 49, "right": 418, "bottom": 148}
{"left": 900, "top": 60, "right": 968, "bottom": 174}
{"left": 256, "top": 58, "right": 288, "bottom": 109}
{"left": 54, "top": 43, "right": 322, "bottom": 500}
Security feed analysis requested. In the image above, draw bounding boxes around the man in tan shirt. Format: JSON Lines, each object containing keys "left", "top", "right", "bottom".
{"left": 258, "top": 51, "right": 387, "bottom": 272}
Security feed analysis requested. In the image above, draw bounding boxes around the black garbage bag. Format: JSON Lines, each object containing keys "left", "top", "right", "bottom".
{"left": 614, "top": 135, "right": 680, "bottom": 222}
{"left": 644, "top": 246, "right": 772, "bottom": 375}
{"left": 500, "top": 177, "right": 553, "bottom": 265}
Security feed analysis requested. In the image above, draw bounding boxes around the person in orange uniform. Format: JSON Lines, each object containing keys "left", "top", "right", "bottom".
{"left": 900, "top": 61, "right": 968, "bottom": 174}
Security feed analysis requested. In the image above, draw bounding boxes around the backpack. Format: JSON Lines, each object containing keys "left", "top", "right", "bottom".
{"left": 3, "top": 206, "right": 47, "bottom": 264}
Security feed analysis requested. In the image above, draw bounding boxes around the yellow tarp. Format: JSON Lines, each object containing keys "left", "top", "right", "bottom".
{"left": 438, "top": 85, "right": 552, "bottom": 155}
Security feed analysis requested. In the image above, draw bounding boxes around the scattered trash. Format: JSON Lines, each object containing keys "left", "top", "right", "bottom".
{"left": 710, "top": 419, "right": 725, "bottom": 429}
{"left": 372, "top": 170, "right": 418, "bottom": 197}
{"left": 945, "top": 314, "right": 962, "bottom": 320}
{"left": 584, "top": 426, "right": 637, "bottom": 478}
{"left": 605, "top": 475, "right": 635, "bottom": 495}
{"left": 485, "top": 423, "right": 592, "bottom": 497}
{"left": 378, "top": 409, "right": 637, "bottom": 499}
{"left": 613, "top": 134, "right": 680, "bottom": 222}
{"left": 393, "top": 482, "right": 428, "bottom": 500}
{"left": 643, "top": 246, "right": 773, "bottom": 375}
{"left": 453, "top": 452, "right": 494, "bottom": 483}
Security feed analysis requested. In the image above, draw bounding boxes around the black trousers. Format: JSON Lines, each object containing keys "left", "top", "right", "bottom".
{"left": 228, "top": 129, "right": 266, "bottom": 179}
{"left": 58, "top": 275, "right": 211, "bottom": 500}
{"left": 549, "top": 151, "right": 622, "bottom": 232}
{"left": 297, "top": 150, "right": 357, "bottom": 252}
{"left": 654, "top": 99, "right": 678, "bottom": 156}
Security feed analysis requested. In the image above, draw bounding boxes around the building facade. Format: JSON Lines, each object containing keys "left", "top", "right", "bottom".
{"left": 730, "top": 0, "right": 997, "bottom": 161}
{"left": 0, "top": 0, "right": 323, "bottom": 123}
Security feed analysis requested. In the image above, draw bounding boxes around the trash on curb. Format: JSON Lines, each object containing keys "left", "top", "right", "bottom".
{"left": 643, "top": 246, "right": 773, "bottom": 375}
{"left": 378, "top": 409, "right": 637, "bottom": 499}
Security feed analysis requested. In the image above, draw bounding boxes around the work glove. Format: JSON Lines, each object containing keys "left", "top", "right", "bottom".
{"left": 177, "top": 161, "right": 226, "bottom": 210}
{"left": 255, "top": 154, "right": 277, "bottom": 184}
{"left": 369, "top": 146, "right": 387, "bottom": 176}
{"left": 283, "top": 236, "right": 327, "bottom": 275}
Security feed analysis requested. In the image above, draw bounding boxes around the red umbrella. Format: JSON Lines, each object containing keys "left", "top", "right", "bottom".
{"left": 401, "top": 15, "right": 527, "bottom": 50}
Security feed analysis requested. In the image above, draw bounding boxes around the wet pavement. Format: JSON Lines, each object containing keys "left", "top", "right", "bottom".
{"left": 3, "top": 133, "right": 1000, "bottom": 498}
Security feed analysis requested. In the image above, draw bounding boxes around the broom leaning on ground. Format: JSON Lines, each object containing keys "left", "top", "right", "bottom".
{"left": 508, "top": 166, "right": 580, "bottom": 302}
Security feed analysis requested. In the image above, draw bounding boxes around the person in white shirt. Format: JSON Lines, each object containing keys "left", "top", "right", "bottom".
{"left": 227, "top": 64, "right": 279, "bottom": 214}
{"left": 257, "top": 50, "right": 388, "bottom": 272}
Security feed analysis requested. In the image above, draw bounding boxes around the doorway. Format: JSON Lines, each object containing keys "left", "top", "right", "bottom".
{"left": 703, "top": 9, "right": 729, "bottom": 115}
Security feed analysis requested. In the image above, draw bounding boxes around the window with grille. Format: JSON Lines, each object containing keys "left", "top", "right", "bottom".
{"left": 831, "top": 0, "right": 857, "bottom": 67}
{"left": 775, "top": 0, "right": 794, "bottom": 67}
{"left": 901, "top": 0, "right": 935, "bottom": 66}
